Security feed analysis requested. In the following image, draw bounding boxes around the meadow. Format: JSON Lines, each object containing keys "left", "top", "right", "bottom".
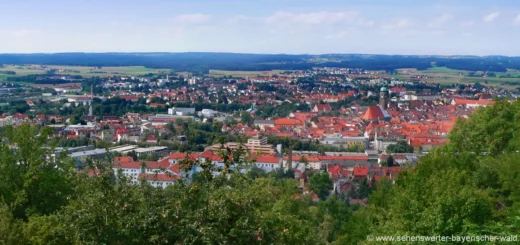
{"left": 208, "top": 69, "right": 288, "bottom": 77}
{"left": 0, "top": 65, "right": 171, "bottom": 81}
{"left": 395, "top": 67, "right": 520, "bottom": 90}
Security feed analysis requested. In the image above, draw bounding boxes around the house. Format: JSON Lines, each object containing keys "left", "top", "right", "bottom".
{"left": 113, "top": 156, "right": 180, "bottom": 188}
{"left": 168, "top": 152, "right": 198, "bottom": 166}
{"left": 274, "top": 118, "right": 304, "bottom": 127}
{"left": 254, "top": 120, "right": 274, "bottom": 130}
{"left": 146, "top": 135, "right": 158, "bottom": 144}
{"left": 138, "top": 173, "right": 178, "bottom": 188}
{"left": 313, "top": 104, "right": 332, "bottom": 113}
{"left": 0, "top": 116, "right": 14, "bottom": 127}
{"left": 451, "top": 98, "right": 495, "bottom": 109}
{"left": 252, "top": 154, "right": 281, "bottom": 172}
{"left": 353, "top": 166, "right": 370, "bottom": 181}
{"left": 100, "top": 130, "right": 114, "bottom": 141}
{"left": 378, "top": 154, "right": 408, "bottom": 166}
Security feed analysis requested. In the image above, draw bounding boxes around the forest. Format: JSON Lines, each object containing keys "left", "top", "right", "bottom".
{"left": 1, "top": 100, "right": 520, "bottom": 244}
{"left": 1, "top": 53, "right": 519, "bottom": 73}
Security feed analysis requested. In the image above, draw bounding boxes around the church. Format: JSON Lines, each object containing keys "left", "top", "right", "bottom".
{"left": 362, "top": 87, "right": 391, "bottom": 121}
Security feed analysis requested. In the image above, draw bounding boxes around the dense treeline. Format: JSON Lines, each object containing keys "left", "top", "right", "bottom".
{"left": 2, "top": 53, "right": 520, "bottom": 72}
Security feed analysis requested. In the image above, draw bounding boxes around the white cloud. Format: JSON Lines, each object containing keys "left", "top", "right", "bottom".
{"left": 515, "top": 14, "right": 520, "bottom": 25}
{"left": 428, "top": 14, "right": 452, "bottom": 28}
{"left": 381, "top": 19, "right": 411, "bottom": 30}
{"left": 460, "top": 20, "right": 475, "bottom": 27}
{"left": 265, "top": 11, "right": 360, "bottom": 25}
{"left": 483, "top": 12, "right": 500, "bottom": 22}
{"left": 172, "top": 14, "right": 212, "bottom": 24}
{"left": 0, "top": 29, "right": 41, "bottom": 37}
{"left": 357, "top": 19, "right": 375, "bottom": 27}
{"left": 325, "top": 30, "right": 352, "bottom": 39}
{"left": 227, "top": 15, "right": 257, "bottom": 24}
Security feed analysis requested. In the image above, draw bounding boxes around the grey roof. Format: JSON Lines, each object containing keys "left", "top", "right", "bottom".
{"left": 254, "top": 120, "right": 274, "bottom": 124}
{"left": 69, "top": 149, "right": 107, "bottom": 158}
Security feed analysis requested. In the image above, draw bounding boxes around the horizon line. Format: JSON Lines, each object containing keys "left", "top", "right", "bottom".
{"left": 0, "top": 52, "right": 516, "bottom": 58}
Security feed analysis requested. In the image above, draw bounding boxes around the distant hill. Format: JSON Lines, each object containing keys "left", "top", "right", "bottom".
{"left": 0, "top": 52, "right": 519, "bottom": 73}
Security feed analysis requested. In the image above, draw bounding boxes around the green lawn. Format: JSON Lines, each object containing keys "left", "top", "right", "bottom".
{"left": 422, "top": 66, "right": 467, "bottom": 75}
{"left": 395, "top": 67, "right": 520, "bottom": 89}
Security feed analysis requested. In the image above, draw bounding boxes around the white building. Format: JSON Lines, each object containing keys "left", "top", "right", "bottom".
{"left": 113, "top": 156, "right": 179, "bottom": 187}
{"left": 168, "top": 107, "right": 196, "bottom": 116}
{"left": 0, "top": 116, "right": 14, "bottom": 127}
{"left": 200, "top": 109, "right": 218, "bottom": 118}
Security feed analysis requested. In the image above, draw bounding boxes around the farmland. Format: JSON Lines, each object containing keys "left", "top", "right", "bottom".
{"left": 208, "top": 69, "right": 289, "bottom": 78}
{"left": 0, "top": 65, "right": 171, "bottom": 82}
{"left": 395, "top": 67, "right": 520, "bottom": 89}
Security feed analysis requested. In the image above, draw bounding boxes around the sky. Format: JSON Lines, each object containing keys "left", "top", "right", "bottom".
{"left": 0, "top": 0, "right": 519, "bottom": 55}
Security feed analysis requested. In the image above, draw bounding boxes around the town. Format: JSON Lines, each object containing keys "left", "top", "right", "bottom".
{"left": 0, "top": 65, "right": 511, "bottom": 205}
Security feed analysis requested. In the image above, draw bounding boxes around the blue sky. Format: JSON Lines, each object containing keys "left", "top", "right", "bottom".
{"left": 0, "top": 0, "right": 519, "bottom": 55}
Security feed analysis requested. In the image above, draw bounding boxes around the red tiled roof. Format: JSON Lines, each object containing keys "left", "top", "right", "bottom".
{"left": 274, "top": 118, "right": 303, "bottom": 126}
{"left": 453, "top": 98, "right": 495, "bottom": 106}
{"left": 143, "top": 161, "right": 170, "bottom": 170}
{"left": 315, "top": 104, "right": 332, "bottom": 111}
{"left": 362, "top": 106, "right": 385, "bottom": 120}
{"left": 283, "top": 155, "right": 320, "bottom": 162}
{"left": 169, "top": 153, "right": 198, "bottom": 160}
{"left": 114, "top": 156, "right": 134, "bottom": 163}
{"left": 253, "top": 154, "right": 281, "bottom": 164}
{"left": 353, "top": 166, "right": 370, "bottom": 177}
{"left": 199, "top": 151, "right": 223, "bottom": 161}
{"left": 114, "top": 161, "right": 142, "bottom": 169}
{"left": 318, "top": 155, "right": 369, "bottom": 161}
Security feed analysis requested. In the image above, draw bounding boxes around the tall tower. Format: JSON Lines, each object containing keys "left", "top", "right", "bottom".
{"left": 379, "top": 87, "right": 388, "bottom": 110}
{"left": 88, "top": 85, "right": 93, "bottom": 117}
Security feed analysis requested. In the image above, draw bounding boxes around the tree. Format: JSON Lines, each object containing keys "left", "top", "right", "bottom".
{"left": 386, "top": 140, "right": 414, "bottom": 153}
{"left": 0, "top": 124, "right": 76, "bottom": 220}
{"left": 300, "top": 155, "right": 309, "bottom": 165}
{"left": 240, "top": 111, "right": 253, "bottom": 126}
{"left": 309, "top": 172, "right": 333, "bottom": 200}
{"left": 384, "top": 155, "right": 394, "bottom": 167}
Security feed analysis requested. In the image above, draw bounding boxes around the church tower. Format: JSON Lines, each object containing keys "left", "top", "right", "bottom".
{"left": 379, "top": 87, "right": 388, "bottom": 109}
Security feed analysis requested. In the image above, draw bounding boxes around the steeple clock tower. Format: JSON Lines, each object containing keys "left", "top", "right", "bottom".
{"left": 379, "top": 87, "right": 388, "bottom": 110}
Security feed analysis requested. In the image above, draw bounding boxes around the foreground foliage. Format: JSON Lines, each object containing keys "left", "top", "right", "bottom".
{"left": 2, "top": 100, "right": 520, "bottom": 244}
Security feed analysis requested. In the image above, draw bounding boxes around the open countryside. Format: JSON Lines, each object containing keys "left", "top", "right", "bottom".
{"left": 0, "top": 65, "right": 170, "bottom": 80}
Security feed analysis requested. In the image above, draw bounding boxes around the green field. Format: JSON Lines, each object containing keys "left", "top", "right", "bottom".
{"left": 0, "top": 65, "right": 171, "bottom": 81}
{"left": 209, "top": 69, "right": 290, "bottom": 78}
{"left": 396, "top": 67, "right": 520, "bottom": 90}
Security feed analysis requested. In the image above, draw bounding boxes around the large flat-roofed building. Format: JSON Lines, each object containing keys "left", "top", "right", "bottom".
{"left": 168, "top": 107, "right": 196, "bottom": 116}
{"left": 254, "top": 120, "right": 274, "bottom": 130}
{"left": 109, "top": 145, "right": 138, "bottom": 154}
{"left": 121, "top": 146, "right": 168, "bottom": 157}
{"left": 322, "top": 135, "right": 369, "bottom": 150}
{"left": 205, "top": 136, "right": 275, "bottom": 154}
{"left": 69, "top": 149, "right": 108, "bottom": 163}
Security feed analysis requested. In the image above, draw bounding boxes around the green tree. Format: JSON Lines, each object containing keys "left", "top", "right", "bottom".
{"left": 240, "top": 111, "right": 253, "bottom": 126}
{"left": 309, "top": 172, "right": 333, "bottom": 200}
{"left": 386, "top": 140, "right": 414, "bottom": 153}
{"left": 0, "top": 124, "right": 76, "bottom": 220}
{"left": 383, "top": 155, "right": 394, "bottom": 167}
